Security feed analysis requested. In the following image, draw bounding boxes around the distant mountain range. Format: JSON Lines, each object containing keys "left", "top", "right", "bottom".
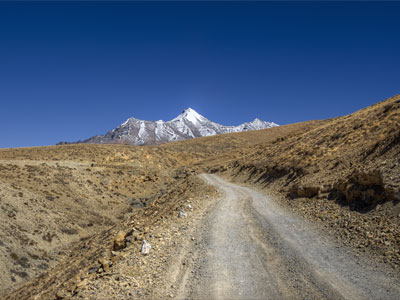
{"left": 58, "top": 108, "right": 278, "bottom": 146}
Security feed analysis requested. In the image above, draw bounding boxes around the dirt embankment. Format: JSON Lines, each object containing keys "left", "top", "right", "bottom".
{"left": 213, "top": 94, "right": 400, "bottom": 268}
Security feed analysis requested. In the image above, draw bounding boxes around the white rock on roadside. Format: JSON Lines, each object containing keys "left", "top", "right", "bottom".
{"left": 141, "top": 240, "right": 151, "bottom": 255}
{"left": 179, "top": 210, "right": 187, "bottom": 218}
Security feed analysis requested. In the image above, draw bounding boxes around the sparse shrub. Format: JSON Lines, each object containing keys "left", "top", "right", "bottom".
{"left": 61, "top": 228, "right": 78, "bottom": 235}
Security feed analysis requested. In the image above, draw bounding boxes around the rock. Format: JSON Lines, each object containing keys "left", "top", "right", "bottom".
{"left": 76, "top": 279, "right": 88, "bottom": 290}
{"left": 141, "top": 240, "right": 151, "bottom": 255}
{"left": 103, "top": 262, "right": 110, "bottom": 272}
{"left": 333, "top": 170, "right": 388, "bottom": 210}
{"left": 289, "top": 185, "right": 319, "bottom": 198}
{"left": 356, "top": 170, "right": 383, "bottom": 186}
{"left": 98, "top": 257, "right": 112, "bottom": 272}
{"left": 113, "top": 230, "right": 132, "bottom": 251}
{"left": 179, "top": 210, "right": 187, "bottom": 218}
{"left": 319, "top": 184, "right": 332, "bottom": 193}
{"left": 127, "top": 197, "right": 144, "bottom": 209}
{"left": 88, "top": 266, "right": 99, "bottom": 274}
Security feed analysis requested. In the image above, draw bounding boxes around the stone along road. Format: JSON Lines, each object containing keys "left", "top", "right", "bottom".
{"left": 171, "top": 174, "right": 400, "bottom": 300}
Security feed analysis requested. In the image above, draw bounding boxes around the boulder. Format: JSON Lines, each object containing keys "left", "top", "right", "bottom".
{"left": 113, "top": 231, "right": 130, "bottom": 251}
{"left": 289, "top": 185, "right": 319, "bottom": 198}
{"left": 333, "top": 170, "right": 388, "bottom": 211}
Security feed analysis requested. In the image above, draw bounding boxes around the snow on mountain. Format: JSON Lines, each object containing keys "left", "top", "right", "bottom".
{"left": 171, "top": 108, "right": 208, "bottom": 125}
{"left": 58, "top": 108, "right": 278, "bottom": 146}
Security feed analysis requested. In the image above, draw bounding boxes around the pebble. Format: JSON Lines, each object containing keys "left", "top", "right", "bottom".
{"left": 179, "top": 210, "right": 187, "bottom": 218}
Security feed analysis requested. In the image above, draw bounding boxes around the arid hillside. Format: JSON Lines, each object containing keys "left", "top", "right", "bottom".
{"left": 215, "top": 94, "right": 400, "bottom": 267}
{"left": 1, "top": 94, "right": 400, "bottom": 299}
{"left": 0, "top": 144, "right": 207, "bottom": 295}
{"left": 224, "top": 94, "right": 400, "bottom": 209}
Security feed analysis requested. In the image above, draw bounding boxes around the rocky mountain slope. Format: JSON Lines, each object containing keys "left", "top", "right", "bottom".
{"left": 59, "top": 108, "right": 278, "bottom": 146}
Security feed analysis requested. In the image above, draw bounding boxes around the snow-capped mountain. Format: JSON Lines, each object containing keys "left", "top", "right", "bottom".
{"left": 58, "top": 108, "right": 278, "bottom": 146}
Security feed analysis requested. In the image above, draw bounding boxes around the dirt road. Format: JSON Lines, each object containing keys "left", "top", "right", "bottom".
{"left": 171, "top": 174, "right": 400, "bottom": 300}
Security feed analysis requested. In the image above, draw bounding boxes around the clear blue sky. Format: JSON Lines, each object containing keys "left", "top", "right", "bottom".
{"left": 1, "top": 1, "right": 399, "bottom": 148}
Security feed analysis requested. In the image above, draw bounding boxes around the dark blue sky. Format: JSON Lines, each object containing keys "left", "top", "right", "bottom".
{"left": 1, "top": 1, "right": 399, "bottom": 148}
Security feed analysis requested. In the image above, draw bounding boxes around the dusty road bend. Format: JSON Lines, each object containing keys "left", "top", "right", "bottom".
{"left": 171, "top": 174, "right": 400, "bottom": 300}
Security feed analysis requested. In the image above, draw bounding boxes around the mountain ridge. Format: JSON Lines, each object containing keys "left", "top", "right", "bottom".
{"left": 58, "top": 108, "right": 278, "bottom": 146}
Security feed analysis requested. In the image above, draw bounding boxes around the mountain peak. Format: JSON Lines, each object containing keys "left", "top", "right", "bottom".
{"left": 253, "top": 117, "right": 261, "bottom": 122}
{"left": 183, "top": 107, "right": 196, "bottom": 113}
{"left": 171, "top": 108, "right": 207, "bottom": 124}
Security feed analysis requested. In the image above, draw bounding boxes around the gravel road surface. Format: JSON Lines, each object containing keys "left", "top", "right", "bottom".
{"left": 172, "top": 174, "right": 400, "bottom": 300}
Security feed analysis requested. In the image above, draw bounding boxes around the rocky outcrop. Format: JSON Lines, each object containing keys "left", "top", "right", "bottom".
{"left": 332, "top": 170, "right": 389, "bottom": 211}
{"left": 113, "top": 230, "right": 133, "bottom": 251}
{"left": 289, "top": 185, "right": 319, "bottom": 199}
{"left": 287, "top": 170, "right": 393, "bottom": 212}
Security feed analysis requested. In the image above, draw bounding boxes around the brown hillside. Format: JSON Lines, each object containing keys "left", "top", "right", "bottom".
{"left": 214, "top": 94, "right": 400, "bottom": 268}
{"left": 0, "top": 144, "right": 196, "bottom": 295}
{"left": 1, "top": 94, "right": 400, "bottom": 299}
{"left": 224, "top": 94, "right": 400, "bottom": 211}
